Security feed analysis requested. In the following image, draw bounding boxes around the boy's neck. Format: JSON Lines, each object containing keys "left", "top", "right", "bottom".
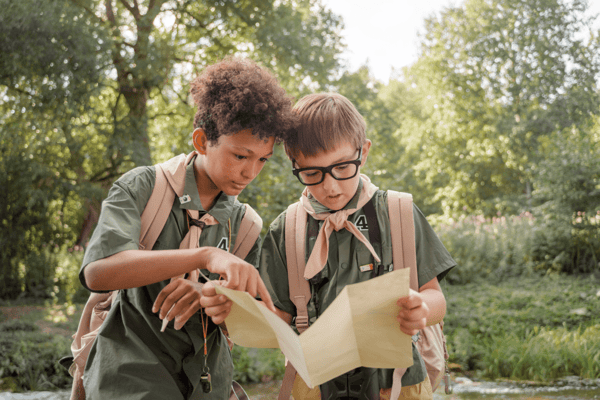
{"left": 193, "top": 156, "right": 222, "bottom": 211}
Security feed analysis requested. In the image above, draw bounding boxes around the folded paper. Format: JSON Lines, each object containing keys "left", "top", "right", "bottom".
{"left": 215, "top": 268, "right": 413, "bottom": 388}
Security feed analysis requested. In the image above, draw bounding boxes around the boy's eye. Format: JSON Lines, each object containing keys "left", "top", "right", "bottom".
{"left": 235, "top": 154, "right": 246, "bottom": 160}
{"left": 260, "top": 157, "right": 269, "bottom": 163}
{"left": 303, "top": 170, "right": 319, "bottom": 177}
{"left": 335, "top": 164, "right": 349, "bottom": 171}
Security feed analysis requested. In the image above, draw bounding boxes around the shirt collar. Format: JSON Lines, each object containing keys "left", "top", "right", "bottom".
{"left": 179, "top": 155, "right": 237, "bottom": 226}
{"left": 309, "top": 178, "right": 363, "bottom": 214}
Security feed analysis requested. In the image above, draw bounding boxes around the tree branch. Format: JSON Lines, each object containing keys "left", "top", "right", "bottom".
{"left": 69, "top": 0, "right": 106, "bottom": 25}
{"left": 118, "top": 0, "right": 140, "bottom": 19}
{"left": 105, "top": 0, "right": 116, "bottom": 25}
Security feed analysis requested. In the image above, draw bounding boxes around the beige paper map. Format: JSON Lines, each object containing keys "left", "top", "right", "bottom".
{"left": 215, "top": 268, "right": 413, "bottom": 388}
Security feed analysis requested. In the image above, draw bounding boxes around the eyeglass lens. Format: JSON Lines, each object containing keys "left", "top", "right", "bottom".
{"left": 298, "top": 162, "right": 358, "bottom": 185}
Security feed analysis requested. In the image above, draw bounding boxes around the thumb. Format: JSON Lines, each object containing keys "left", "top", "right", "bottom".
{"left": 202, "top": 281, "right": 218, "bottom": 297}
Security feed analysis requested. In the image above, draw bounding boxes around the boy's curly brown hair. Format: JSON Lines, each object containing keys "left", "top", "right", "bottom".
{"left": 190, "top": 57, "right": 296, "bottom": 144}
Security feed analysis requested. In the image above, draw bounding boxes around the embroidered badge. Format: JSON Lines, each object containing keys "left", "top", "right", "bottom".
{"left": 179, "top": 194, "right": 191, "bottom": 204}
{"left": 217, "top": 237, "right": 229, "bottom": 251}
{"left": 359, "top": 263, "right": 373, "bottom": 272}
{"left": 355, "top": 215, "right": 368, "bottom": 231}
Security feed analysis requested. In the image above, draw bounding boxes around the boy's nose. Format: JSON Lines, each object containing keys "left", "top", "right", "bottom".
{"left": 241, "top": 160, "right": 262, "bottom": 180}
{"left": 321, "top": 172, "right": 340, "bottom": 191}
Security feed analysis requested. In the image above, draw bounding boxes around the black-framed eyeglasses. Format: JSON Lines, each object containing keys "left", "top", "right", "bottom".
{"left": 292, "top": 148, "right": 362, "bottom": 186}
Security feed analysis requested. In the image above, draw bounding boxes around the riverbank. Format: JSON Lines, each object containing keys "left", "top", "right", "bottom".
{"left": 1, "top": 273, "right": 599, "bottom": 394}
{"left": 2, "top": 375, "right": 599, "bottom": 400}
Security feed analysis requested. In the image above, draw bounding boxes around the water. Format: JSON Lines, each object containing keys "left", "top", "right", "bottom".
{"left": 1, "top": 376, "right": 599, "bottom": 399}
{"left": 435, "top": 376, "right": 600, "bottom": 400}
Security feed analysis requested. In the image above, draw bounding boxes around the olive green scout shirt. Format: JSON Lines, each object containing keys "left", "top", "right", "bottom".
{"left": 259, "top": 181, "right": 456, "bottom": 389}
{"left": 79, "top": 156, "right": 259, "bottom": 400}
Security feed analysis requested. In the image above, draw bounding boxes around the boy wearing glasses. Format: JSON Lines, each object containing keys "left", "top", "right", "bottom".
{"left": 256, "top": 93, "right": 455, "bottom": 399}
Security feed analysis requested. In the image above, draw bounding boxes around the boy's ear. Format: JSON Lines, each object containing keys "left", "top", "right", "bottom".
{"left": 360, "top": 140, "right": 372, "bottom": 167}
{"left": 192, "top": 128, "right": 208, "bottom": 154}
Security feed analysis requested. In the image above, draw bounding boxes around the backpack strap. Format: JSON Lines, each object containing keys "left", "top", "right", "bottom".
{"left": 387, "top": 190, "right": 419, "bottom": 291}
{"left": 284, "top": 202, "right": 311, "bottom": 333}
{"left": 139, "top": 163, "right": 176, "bottom": 250}
{"left": 279, "top": 202, "right": 312, "bottom": 400}
{"left": 232, "top": 204, "right": 262, "bottom": 260}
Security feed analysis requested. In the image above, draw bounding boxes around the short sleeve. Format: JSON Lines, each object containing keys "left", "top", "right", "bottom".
{"left": 259, "top": 212, "right": 296, "bottom": 316}
{"left": 79, "top": 166, "right": 156, "bottom": 292}
{"left": 413, "top": 204, "right": 456, "bottom": 287}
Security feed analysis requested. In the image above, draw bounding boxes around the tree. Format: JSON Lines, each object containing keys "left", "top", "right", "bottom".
{"left": 0, "top": 0, "right": 345, "bottom": 298}
{"left": 401, "top": 0, "right": 600, "bottom": 216}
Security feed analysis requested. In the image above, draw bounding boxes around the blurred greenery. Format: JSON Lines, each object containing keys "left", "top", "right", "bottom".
{"left": 443, "top": 274, "right": 600, "bottom": 381}
{"left": 2, "top": 0, "right": 600, "bottom": 391}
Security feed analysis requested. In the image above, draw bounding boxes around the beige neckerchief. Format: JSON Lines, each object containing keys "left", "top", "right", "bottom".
{"left": 300, "top": 174, "right": 381, "bottom": 280}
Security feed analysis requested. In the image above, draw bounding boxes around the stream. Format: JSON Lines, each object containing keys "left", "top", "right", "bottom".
{"left": 1, "top": 376, "right": 598, "bottom": 399}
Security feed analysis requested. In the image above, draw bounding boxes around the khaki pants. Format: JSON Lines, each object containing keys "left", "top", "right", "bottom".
{"left": 292, "top": 377, "right": 433, "bottom": 400}
{"left": 380, "top": 378, "right": 433, "bottom": 400}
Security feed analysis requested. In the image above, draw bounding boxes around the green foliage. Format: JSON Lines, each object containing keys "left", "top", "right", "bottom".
{"left": 444, "top": 275, "right": 600, "bottom": 381}
{"left": 483, "top": 325, "right": 600, "bottom": 381}
{"left": 0, "top": 321, "right": 72, "bottom": 392}
{"left": 231, "top": 347, "right": 285, "bottom": 384}
{"left": 436, "top": 209, "right": 600, "bottom": 282}
{"left": 436, "top": 213, "right": 537, "bottom": 284}
{"left": 395, "top": 0, "right": 600, "bottom": 216}
{"left": 0, "top": 0, "right": 345, "bottom": 300}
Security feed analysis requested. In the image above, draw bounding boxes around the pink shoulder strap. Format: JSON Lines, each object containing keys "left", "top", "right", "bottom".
{"left": 279, "top": 202, "right": 312, "bottom": 400}
{"left": 284, "top": 202, "right": 311, "bottom": 332}
{"left": 232, "top": 204, "right": 262, "bottom": 259}
{"left": 139, "top": 153, "right": 192, "bottom": 250}
{"left": 387, "top": 190, "right": 418, "bottom": 291}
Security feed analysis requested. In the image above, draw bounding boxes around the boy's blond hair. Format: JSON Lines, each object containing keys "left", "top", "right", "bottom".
{"left": 285, "top": 93, "right": 366, "bottom": 160}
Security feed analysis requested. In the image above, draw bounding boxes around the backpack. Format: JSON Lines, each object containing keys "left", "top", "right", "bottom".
{"left": 278, "top": 191, "right": 449, "bottom": 400}
{"left": 61, "top": 153, "right": 261, "bottom": 400}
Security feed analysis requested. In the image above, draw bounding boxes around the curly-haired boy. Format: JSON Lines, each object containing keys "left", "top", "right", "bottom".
{"left": 79, "top": 57, "right": 296, "bottom": 400}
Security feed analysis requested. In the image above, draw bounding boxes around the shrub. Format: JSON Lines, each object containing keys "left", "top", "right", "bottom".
{"left": 0, "top": 320, "right": 72, "bottom": 392}
{"left": 436, "top": 211, "right": 600, "bottom": 284}
{"left": 232, "top": 347, "right": 285, "bottom": 384}
{"left": 443, "top": 274, "right": 600, "bottom": 381}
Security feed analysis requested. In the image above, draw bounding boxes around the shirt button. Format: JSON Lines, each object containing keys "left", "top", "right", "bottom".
{"left": 341, "top": 262, "right": 348, "bottom": 269}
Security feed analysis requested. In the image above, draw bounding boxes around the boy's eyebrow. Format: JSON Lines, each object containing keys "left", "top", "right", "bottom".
{"left": 232, "top": 145, "right": 273, "bottom": 157}
{"left": 297, "top": 150, "right": 358, "bottom": 168}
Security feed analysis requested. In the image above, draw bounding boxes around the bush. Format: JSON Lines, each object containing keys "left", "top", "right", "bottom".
{"left": 443, "top": 274, "right": 600, "bottom": 381}
{"left": 436, "top": 211, "right": 600, "bottom": 284}
{"left": 0, "top": 320, "right": 72, "bottom": 392}
{"left": 436, "top": 213, "right": 537, "bottom": 284}
{"left": 232, "top": 347, "right": 285, "bottom": 384}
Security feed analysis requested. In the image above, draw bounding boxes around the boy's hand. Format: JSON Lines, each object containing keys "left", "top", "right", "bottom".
{"left": 397, "top": 289, "right": 429, "bottom": 336}
{"left": 200, "top": 281, "right": 232, "bottom": 325}
{"left": 201, "top": 282, "right": 278, "bottom": 325}
{"left": 153, "top": 278, "right": 203, "bottom": 330}
{"left": 204, "top": 249, "right": 275, "bottom": 312}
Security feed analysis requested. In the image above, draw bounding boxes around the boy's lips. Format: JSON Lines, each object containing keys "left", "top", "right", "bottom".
{"left": 233, "top": 181, "right": 251, "bottom": 189}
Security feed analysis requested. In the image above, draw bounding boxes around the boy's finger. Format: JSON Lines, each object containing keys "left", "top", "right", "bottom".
{"left": 153, "top": 280, "right": 178, "bottom": 313}
{"left": 246, "top": 275, "right": 258, "bottom": 298}
{"left": 200, "top": 294, "right": 230, "bottom": 308}
{"left": 159, "top": 284, "right": 189, "bottom": 319}
{"left": 257, "top": 281, "right": 275, "bottom": 312}
{"left": 397, "top": 295, "right": 422, "bottom": 310}
{"left": 202, "top": 281, "right": 217, "bottom": 297}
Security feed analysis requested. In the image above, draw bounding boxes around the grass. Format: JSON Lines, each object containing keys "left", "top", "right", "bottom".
{"left": 1, "top": 273, "right": 599, "bottom": 392}
{"left": 442, "top": 273, "right": 600, "bottom": 382}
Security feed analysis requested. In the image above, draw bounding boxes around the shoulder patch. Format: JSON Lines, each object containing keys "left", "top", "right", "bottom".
{"left": 355, "top": 215, "right": 368, "bottom": 231}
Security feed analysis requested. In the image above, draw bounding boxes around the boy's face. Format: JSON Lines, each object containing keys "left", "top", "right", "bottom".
{"left": 293, "top": 140, "right": 371, "bottom": 211}
{"left": 194, "top": 128, "right": 275, "bottom": 196}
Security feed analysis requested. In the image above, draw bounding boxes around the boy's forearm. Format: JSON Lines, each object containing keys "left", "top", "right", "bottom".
{"left": 420, "top": 288, "right": 446, "bottom": 326}
{"left": 84, "top": 247, "right": 220, "bottom": 291}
